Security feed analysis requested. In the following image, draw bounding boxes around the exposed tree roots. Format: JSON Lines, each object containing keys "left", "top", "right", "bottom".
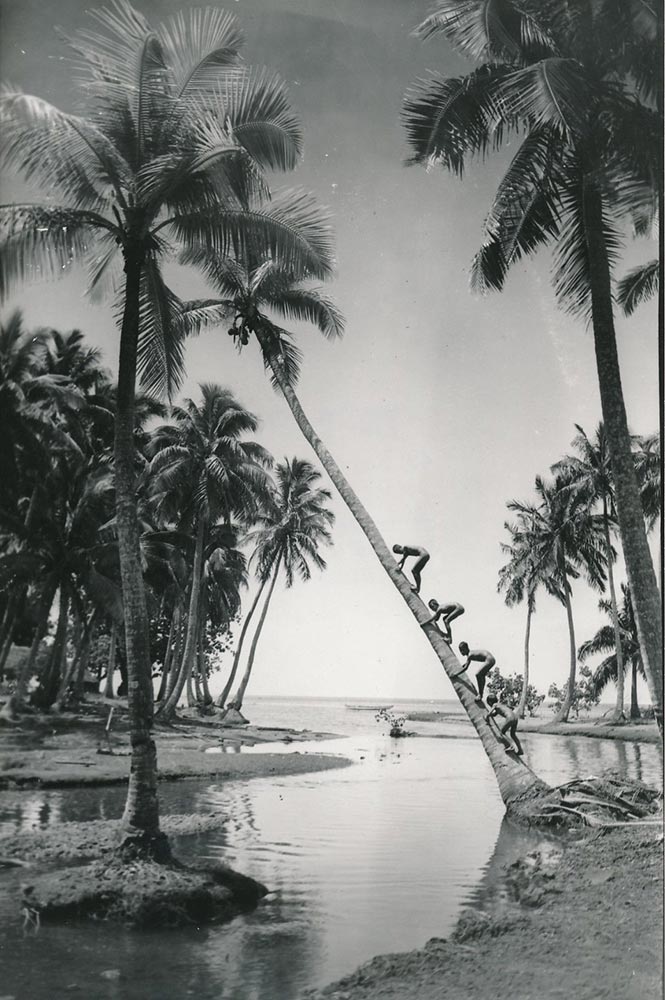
{"left": 525, "top": 773, "right": 662, "bottom": 828}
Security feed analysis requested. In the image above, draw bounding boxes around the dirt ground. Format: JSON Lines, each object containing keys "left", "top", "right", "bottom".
{"left": 304, "top": 824, "right": 663, "bottom": 1000}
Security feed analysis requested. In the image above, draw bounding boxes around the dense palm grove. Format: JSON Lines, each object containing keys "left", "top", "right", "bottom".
{"left": 0, "top": 311, "right": 334, "bottom": 725}
{"left": 0, "top": 0, "right": 661, "bottom": 858}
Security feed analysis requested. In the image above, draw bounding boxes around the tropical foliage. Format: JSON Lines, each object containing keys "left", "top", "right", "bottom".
{"left": 403, "top": 0, "right": 662, "bottom": 731}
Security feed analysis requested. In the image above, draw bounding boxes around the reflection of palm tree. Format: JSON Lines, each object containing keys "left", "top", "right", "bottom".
{"left": 402, "top": 0, "right": 662, "bottom": 731}
{"left": 227, "top": 459, "right": 334, "bottom": 717}
{"left": 554, "top": 424, "right": 626, "bottom": 720}
{"left": 579, "top": 584, "right": 645, "bottom": 720}
{"left": 508, "top": 475, "right": 606, "bottom": 722}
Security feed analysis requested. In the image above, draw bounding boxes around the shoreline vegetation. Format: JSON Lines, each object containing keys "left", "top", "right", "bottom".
{"left": 405, "top": 711, "right": 661, "bottom": 744}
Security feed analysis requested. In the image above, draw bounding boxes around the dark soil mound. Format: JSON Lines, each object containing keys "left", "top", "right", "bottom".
{"left": 22, "top": 857, "right": 268, "bottom": 928}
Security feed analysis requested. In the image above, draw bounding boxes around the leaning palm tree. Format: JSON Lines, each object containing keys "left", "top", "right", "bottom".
{"left": 149, "top": 384, "right": 272, "bottom": 720}
{"left": 402, "top": 0, "right": 663, "bottom": 732}
{"left": 579, "top": 585, "right": 646, "bottom": 721}
{"left": 508, "top": 474, "right": 607, "bottom": 723}
{"left": 553, "top": 424, "right": 626, "bottom": 721}
{"left": 0, "top": 2, "right": 334, "bottom": 852}
{"left": 226, "top": 458, "right": 334, "bottom": 720}
{"left": 498, "top": 510, "right": 553, "bottom": 719}
{"left": 182, "top": 252, "right": 551, "bottom": 810}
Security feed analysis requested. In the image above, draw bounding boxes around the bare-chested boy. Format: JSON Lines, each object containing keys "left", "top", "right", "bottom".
{"left": 420, "top": 599, "right": 465, "bottom": 643}
{"left": 454, "top": 641, "right": 496, "bottom": 702}
{"left": 485, "top": 694, "right": 523, "bottom": 756}
{"left": 392, "top": 544, "right": 430, "bottom": 594}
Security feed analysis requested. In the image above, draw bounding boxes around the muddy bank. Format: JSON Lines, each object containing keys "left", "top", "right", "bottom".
{"left": 305, "top": 824, "right": 663, "bottom": 1000}
{"left": 406, "top": 711, "right": 660, "bottom": 744}
{"left": 0, "top": 698, "right": 348, "bottom": 789}
{"left": 0, "top": 812, "right": 244, "bottom": 864}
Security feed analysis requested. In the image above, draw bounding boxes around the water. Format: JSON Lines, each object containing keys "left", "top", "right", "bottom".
{"left": 0, "top": 697, "right": 661, "bottom": 1000}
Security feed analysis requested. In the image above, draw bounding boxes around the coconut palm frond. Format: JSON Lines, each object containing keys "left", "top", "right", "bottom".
{"left": 0, "top": 88, "right": 130, "bottom": 210}
{"left": 402, "top": 65, "right": 511, "bottom": 175}
{"left": 496, "top": 57, "right": 592, "bottom": 137}
{"left": 163, "top": 188, "right": 336, "bottom": 280}
{"left": 263, "top": 328, "right": 303, "bottom": 389}
{"left": 553, "top": 169, "right": 623, "bottom": 320}
{"left": 220, "top": 70, "right": 303, "bottom": 172}
{"left": 179, "top": 246, "right": 247, "bottom": 297}
{"left": 264, "top": 287, "right": 345, "bottom": 339}
{"left": 136, "top": 256, "right": 188, "bottom": 400}
{"left": 616, "top": 259, "right": 659, "bottom": 316}
{"left": 0, "top": 204, "right": 108, "bottom": 302}
{"left": 158, "top": 7, "right": 243, "bottom": 99}
{"left": 414, "top": 0, "right": 555, "bottom": 61}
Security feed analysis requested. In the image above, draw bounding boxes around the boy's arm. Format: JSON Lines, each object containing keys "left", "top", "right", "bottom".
{"left": 420, "top": 614, "right": 437, "bottom": 627}
{"left": 484, "top": 706, "right": 498, "bottom": 722}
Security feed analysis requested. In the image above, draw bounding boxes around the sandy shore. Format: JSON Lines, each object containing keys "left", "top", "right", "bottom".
{"left": 0, "top": 698, "right": 349, "bottom": 789}
{"left": 304, "top": 823, "right": 663, "bottom": 1000}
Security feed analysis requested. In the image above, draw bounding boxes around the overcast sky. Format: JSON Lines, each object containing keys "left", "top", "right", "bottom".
{"left": 0, "top": 0, "right": 658, "bottom": 701}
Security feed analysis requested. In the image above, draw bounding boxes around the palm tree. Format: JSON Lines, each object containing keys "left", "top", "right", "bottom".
{"left": 508, "top": 474, "right": 606, "bottom": 723}
{"left": 402, "top": 0, "right": 663, "bottom": 733}
{"left": 498, "top": 510, "right": 552, "bottom": 718}
{"left": 579, "top": 585, "right": 645, "bottom": 720}
{"left": 182, "top": 254, "right": 550, "bottom": 810}
{"left": 553, "top": 424, "right": 626, "bottom": 721}
{"left": 0, "top": 2, "right": 334, "bottom": 851}
{"left": 226, "top": 458, "right": 334, "bottom": 719}
{"left": 149, "top": 384, "right": 272, "bottom": 720}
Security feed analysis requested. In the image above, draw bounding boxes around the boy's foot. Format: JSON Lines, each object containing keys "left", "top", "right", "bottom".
{"left": 504, "top": 747, "right": 514, "bottom": 754}
{"left": 475, "top": 696, "right": 484, "bottom": 705}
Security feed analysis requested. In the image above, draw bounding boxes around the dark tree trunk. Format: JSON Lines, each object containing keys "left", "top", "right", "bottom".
{"left": 230, "top": 551, "right": 282, "bottom": 714}
{"left": 1, "top": 584, "right": 56, "bottom": 720}
{"left": 517, "top": 599, "right": 532, "bottom": 719}
{"left": 630, "top": 659, "right": 641, "bottom": 719}
{"left": 157, "top": 517, "right": 206, "bottom": 720}
{"left": 602, "top": 497, "right": 625, "bottom": 721}
{"left": 554, "top": 559, "right": 576, "bottom": 724}
{"left": 114, "top": 249, "right": 163, "bottom": 849}
{"left": 103, "top": 624, "right": 117, "bottom": 699}
{"left": 583, "top": 177, "right": 663, "bottom": 733}
{"left": 216, "top": 576, "right": 269, "bottom": 709}
{"left": 31, "top": 584, "right": 69, "bottom": 709}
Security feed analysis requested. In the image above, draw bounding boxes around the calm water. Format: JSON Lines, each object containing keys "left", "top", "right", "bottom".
{"left": 0, "top": 697, "right": 662, "bottom": 1000}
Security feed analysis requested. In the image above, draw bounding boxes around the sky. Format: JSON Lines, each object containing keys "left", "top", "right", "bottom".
{"left": 0, "top": 0, "right": 659, "bottom": 702}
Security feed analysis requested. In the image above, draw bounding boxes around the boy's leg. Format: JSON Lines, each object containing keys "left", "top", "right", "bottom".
{"left": 410, "top": 554, "right": 429, "bottom": 593}
{"left": 476, "top": 667, "right": 490, "bottom": 701}
{"left": 510, "top": 725, "right": 524, "bottom": 756}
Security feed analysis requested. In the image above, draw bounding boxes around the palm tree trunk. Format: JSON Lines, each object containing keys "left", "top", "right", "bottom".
{"left": 104, "top": 624, "right": 117, "bottom": 699}
{"left": 517, "top": 599, "right": 532, "bottom": 719}
{"left": 257, "top": 331, "right": 548, "bottom": 809}
{"left": 157, "top": 517, "right": 206, "bottom": 721}
{"left": 197, "top": 592, "right": 213, "bottom": 706}
{"left": 156, "top": 613, "right": 176, "bottom": 703}
{"left": 554, "top": 560, "right": 576, "bottom": 724}
{"left": 164, "top": 603, "right": 183, "bottom": 701}
{"left": 55, "top": 609, "right": 97, "bottom": 711}
{"left": 1, "top": 584, "right": 56, "bottom": 720}
{"left": 583, "top": 178, "right": 663, "bottom": 734}
{"left": 115, "top": 249, "right": 163, "bottom": 850}
{"left": 602, "top": 497, "right": 625, "bottom": 721}
{"left": 73, "top": 616, "right": 98, "bottom": 701}
{"left": 32, "top": 584, "right": 69, "bottom": 709}
{"left": 230, "top": 551, "right": 282, "bottom": 714}
{"left": 216, "top": 576, "right": 270, "bottom": 709}
{"left": 630, "top": 659, "right": 641, "bottom": 719}
{"left": 0, "top": 591, "right": 21, "bottom": 680}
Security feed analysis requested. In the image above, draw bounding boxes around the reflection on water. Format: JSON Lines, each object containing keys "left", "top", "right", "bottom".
{"left": 0, "top": 731, "right": 661, "bottom": 1000}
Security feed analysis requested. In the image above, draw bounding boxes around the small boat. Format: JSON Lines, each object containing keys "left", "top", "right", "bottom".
{"left": 345, "top": 703, "right": 393, "bottom": 712}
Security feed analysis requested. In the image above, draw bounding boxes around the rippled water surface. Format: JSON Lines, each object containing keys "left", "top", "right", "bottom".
{"left": 0, "top": 698, "right": 661, "bottom": 1000}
